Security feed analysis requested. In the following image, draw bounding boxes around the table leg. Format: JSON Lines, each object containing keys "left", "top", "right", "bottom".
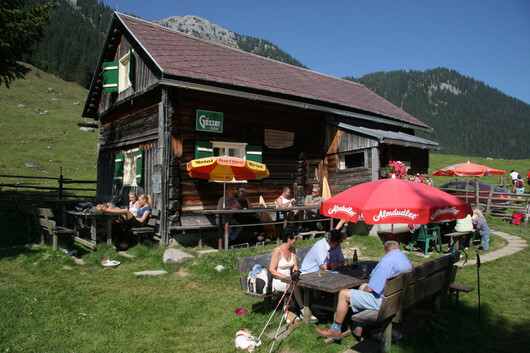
{"left": 106, "top": 219, "right": 112, "bottom": 245}
{"left": 90, "top": 218, "right": 97, "bottom": 248}
{"left": 303, "top": 289, "right": 312, "bottom": 323}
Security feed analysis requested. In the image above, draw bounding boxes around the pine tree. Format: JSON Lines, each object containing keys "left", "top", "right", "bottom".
{"left": 0, "top": 0, "right": 56, "bottom": 88}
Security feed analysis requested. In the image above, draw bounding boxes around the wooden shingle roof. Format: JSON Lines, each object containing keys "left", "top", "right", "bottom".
{"left": 115, "top": 13, "right": 429, "bottom": 129}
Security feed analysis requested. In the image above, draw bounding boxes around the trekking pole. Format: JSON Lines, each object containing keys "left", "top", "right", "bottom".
{"left": 251, "top": 281, "right": 294, "bottom": 352}
{"left": 251, "top": 271, "right": 301, "bottom": 353}
{"left": 476, "top": 252, "right": 481, "bottom": 330}
{"left": 269, "top": 278, "right": 299, "bottom": 353}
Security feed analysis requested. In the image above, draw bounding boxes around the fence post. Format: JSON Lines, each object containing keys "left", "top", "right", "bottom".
{"left": 485, "top": 187, "right": 494, "bottom": 215}
{"left": 58, "top": 167, "right": 63, "bottom": 199}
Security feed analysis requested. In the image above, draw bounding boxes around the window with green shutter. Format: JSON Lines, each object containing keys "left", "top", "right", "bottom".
{"left": 114, "top": 153, "right": 124, "bottom": 185}
{"left": 195, "top": 141, "right": 213, "bottom": 159}
{"left": 245, "top": 145, "right": 262, "bottom": 162}
{"left": 102, "top": 62, "right": 119, "bottom": 93}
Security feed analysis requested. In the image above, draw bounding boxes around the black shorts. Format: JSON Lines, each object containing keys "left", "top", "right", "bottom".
{"left": 125, "top": 217, "right": 143, "bottom": 228}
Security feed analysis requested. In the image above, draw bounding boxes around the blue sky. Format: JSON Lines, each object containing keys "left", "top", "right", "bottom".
{"left": 103, "top": 0, "right": 530, "bottom": 104}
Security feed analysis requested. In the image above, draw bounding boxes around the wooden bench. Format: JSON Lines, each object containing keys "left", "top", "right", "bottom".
{"left": 237, "top": 246, "right": 311, "bottom": 312}
{"left": 130, "top": 209, "right": 160, "bottom": 243}
{"left": 344, "top": 252, "right": 460, "bottom": 352}
{"left": 35, "top": 208, "right": 76, "bottom": 251}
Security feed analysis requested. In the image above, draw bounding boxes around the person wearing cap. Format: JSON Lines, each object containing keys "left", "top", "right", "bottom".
{"left": 299, "top": 229, "right": 347, "bottom": 273}
{"left": 316, "top": 234, "right": 412, "bottom": 340}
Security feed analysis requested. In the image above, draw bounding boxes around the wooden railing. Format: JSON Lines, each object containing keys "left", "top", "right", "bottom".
{"left": 0, "top": 168, "right": 96, "bottom": 201}
{"left": 438, "top": 186, "right": 529, "bottom": 217}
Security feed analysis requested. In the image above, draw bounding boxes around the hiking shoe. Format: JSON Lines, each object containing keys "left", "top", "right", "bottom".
{"left": 316, "top": 326, "right": 341, "bottom": 339}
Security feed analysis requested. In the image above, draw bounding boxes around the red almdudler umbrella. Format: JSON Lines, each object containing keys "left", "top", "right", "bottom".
{"left": 319, "top": 178, "right": 473, "bottom": 225}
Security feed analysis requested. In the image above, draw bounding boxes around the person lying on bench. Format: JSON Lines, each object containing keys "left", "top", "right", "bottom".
{"left": 97, "top": 193, "right": 152, "bottom": 227}
{"left": 316, "top": 234, "right": 412, "bottom": 340}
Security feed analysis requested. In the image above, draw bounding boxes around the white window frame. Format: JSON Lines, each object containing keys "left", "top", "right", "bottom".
{"left": 212, "top": 141, "right": 246, "bottom": 158}
{"left": 118, "top": 53, "right": 132, "bottom": 93}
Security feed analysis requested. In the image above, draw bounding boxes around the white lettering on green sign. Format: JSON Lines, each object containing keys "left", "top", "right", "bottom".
{"left": 196, "top": 110, "right": 223, "bottom": 133}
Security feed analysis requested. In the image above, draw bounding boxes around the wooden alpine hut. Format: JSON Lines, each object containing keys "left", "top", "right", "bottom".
{"left": 82, "top": 12, "right": 439, "bottom": 245}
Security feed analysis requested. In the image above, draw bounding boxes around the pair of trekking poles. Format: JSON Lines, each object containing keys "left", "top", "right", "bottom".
{"left": 250, "top": 270, "right": 301, "bottom": 353}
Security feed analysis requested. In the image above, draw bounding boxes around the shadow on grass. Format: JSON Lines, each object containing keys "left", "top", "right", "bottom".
{"left": 345, "top": 299, "right": 530, "bottom": 353}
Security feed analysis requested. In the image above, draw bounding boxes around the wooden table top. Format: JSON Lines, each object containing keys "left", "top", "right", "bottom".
{"left": 282, "top": 261, "right": 378, "bottom": 293}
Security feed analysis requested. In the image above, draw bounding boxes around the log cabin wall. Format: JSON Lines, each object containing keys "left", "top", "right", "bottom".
{"left": 96, "top": 89, "right": 163, "bottom": 210}
{"left": 325, "top": 127, "right": 379, "bottom": 195}
{"left": 168, "top": 88, "right": 327, "bottom": 218}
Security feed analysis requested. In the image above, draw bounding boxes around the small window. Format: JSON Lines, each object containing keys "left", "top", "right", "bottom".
{"left": 338, "top": 151, "right": 366, "bottom": 170}
{"left": 118, "top": 53, "right": 132, "bottom": 92}
{"left": 212, "top": 141, "right": 246, "bottom": 158}
{"left": 307, "top": 162, "right": 320, "bottom": 182}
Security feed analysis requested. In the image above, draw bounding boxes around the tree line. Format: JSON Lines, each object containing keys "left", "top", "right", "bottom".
{"left": 347, "top": 68, "right": 529, "bottom": 159}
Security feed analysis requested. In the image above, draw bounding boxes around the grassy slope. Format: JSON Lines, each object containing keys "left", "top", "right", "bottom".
{"left": 0, "top": 64, "right": 97, "bottom": 182}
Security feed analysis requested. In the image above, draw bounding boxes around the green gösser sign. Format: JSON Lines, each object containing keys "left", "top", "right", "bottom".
{"left": 196, "top": 110, "right": 223, "bottom": 133}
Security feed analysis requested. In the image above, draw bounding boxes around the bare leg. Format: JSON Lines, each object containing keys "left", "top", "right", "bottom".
{"left": 334, "top": 289, "right": 352, "bottom": 324}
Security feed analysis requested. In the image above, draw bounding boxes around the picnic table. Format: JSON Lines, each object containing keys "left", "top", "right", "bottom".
{"left": 66, "top": 210, "right": 121, "bottom": 248}
{"left": 281, "top": 260, "right": 378, "bottom": 323}
{"left": 194, "top": 205, "right": 333, "bottom": 251}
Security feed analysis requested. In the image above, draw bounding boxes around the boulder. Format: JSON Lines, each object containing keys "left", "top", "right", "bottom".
{"left": 163, "top": 248, "right": 194, "bottom": 265}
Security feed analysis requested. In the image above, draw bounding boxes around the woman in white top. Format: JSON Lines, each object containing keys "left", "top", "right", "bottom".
{"left": 128, "top": 192, "right": 140, "bottom": 216}
{"left": 269, "top": 226, "right": 317, "bottom": 322}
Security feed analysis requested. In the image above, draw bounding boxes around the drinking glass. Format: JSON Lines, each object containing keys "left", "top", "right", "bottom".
{"left": 316, "top": 265, "right": 323, "bottom": 277}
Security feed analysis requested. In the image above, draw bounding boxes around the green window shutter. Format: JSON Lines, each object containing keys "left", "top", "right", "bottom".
{"left": 195, "top": 141, "right": 213, "bottom": 159}
{"left": 135, "top": 148, "right": 143, "bottom": 185}
{"left": 102, "top": 61, "right": 119, "bottom": 93}
{"left": 114, "top": 153, "right": 124, "bottom": 185}
{"left": 246, "top": 145, "right": 262, "bottom": 162}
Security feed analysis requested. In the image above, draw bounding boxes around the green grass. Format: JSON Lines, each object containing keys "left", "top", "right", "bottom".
{"left": 0, "top": 64, "right": 97, "bottom": 185}
{"left": 0, "top": 217, "right": 528, "bottom": 353}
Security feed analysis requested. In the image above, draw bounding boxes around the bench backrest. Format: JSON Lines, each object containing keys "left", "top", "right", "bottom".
{"left": 402, "top": 252, "right": 459, "bottom": 311}
{"left": 146, "top": 209, "right": 160, "bottom": 228}
{"left": 237, "top": 246, "right": 311, "bottom": 273}
{"left": 375, "top": 269, "right": 413, "bottom": 322}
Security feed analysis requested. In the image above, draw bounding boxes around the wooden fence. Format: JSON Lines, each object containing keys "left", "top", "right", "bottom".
{"left": 0, "top": 168, "right": 96, "bottom": 201}
{"left": 439, "top": 186, "right": 529, "bottom": 217}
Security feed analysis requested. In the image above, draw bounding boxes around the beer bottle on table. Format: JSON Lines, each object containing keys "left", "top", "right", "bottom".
{"left": 352, "top": 249, "right": 358, "bottom": 269}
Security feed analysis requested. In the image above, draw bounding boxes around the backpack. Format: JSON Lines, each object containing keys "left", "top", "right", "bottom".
{"left": 246, "top": 265, "right": 272, "bottom": 295}
{"left": 516, "top": 179, "right": 525, "bottom": 188}
{"left": 510, "top": 211, "right": 524, "bottom": 225}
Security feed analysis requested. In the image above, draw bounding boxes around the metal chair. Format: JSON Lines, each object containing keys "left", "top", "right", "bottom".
{"left": 409, "top": 225, "right": 442, "bottom": 255}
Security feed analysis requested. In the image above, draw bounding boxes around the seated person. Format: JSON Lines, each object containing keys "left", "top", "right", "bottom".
{"left": 234, "top": 188, "right": 263, "bottom": 237}
{"left": 216, "top": 189, "right": 243, "bottom": 242}
{"left": 270, "top": 225, "right": 316, "bottom": 322}
{"left": 275, "top": 186, "right": 303, "bottom": 230}
{"left": 97, "top": 193, "right": 152, "bottom": 228}
{"left": 128, "top": 192, "right": 140, "bottom": 216}
{"left": 454, "top": 214, "right": 473, "bottom": 248}
{"left": 304, "top": 187, "right": 326, "bottom": 230}
{"left": 316, "top": 234, "right": 413, "bottom": 339}
{"left": 300, "top": 229, "right": 347, "bottom": 273}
